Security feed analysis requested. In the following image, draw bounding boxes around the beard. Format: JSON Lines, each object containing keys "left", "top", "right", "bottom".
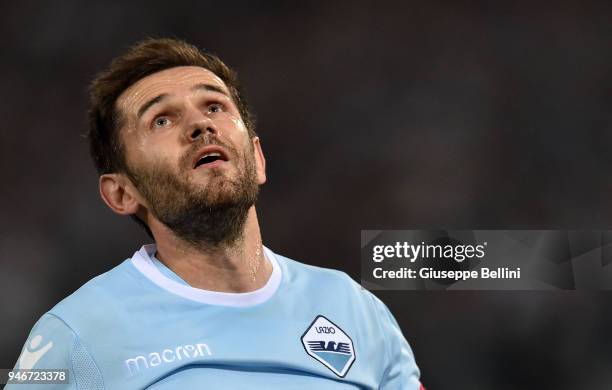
{"left": 126, "top": 139, "right": 259, "bottom": 249}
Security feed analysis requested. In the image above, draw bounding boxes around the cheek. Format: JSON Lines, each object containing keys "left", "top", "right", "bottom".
{"left": 123, "top": 123, "right": 158, "bottom": 163}
{"left": 136, "top": 144, "right": 181, "bottom": 173}
{"left": 220, "top": 115, "right": 251, "bottom": 152}
{"left": 131, "top": 135, "right": 150, "bottom": 158}
{"left": 121, "top": 132, "right": 147, "bottom": 170}
{"left": 230, "top": 116, "right": 248, "bottom": 134}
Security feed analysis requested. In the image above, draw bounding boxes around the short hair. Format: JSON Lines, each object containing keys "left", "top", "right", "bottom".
{"left": 87, "top": 37, "right": 256, "bottom": 175}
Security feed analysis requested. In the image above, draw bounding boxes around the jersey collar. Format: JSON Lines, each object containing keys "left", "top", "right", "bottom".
{"left": 130, "top": 244, "right": 282, "bottom": 307}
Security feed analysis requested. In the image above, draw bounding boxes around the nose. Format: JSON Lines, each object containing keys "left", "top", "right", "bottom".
{"left": 184, "top": 106, "right": 216, "bottom": 142}
{"left": 187, "top": 124, "right": 215, "bottom": 142}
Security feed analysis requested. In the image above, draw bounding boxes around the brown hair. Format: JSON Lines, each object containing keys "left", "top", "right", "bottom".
{"left": 87, "top": 37, "right": 256, "bottom": 175}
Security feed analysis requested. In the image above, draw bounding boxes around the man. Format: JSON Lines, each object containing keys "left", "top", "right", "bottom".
{"left": 9, "top": 38, "right": 423, "bottom": 389}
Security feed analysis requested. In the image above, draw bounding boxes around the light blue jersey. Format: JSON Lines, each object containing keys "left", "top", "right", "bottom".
{"left": 8, "top": 245, "right": 421, "bottom": 389}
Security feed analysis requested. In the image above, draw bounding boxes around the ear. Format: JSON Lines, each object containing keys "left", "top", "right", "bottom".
{"left": 99, "top": 173, "right": 142, "bottom": 216}
{"left": 252, "top": 137, "right": 267, "bottom": 185}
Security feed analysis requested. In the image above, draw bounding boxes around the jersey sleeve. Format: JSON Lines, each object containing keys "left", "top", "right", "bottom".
{"left": 6, "top": 313, "right": 104, "bottom": 390}
{"left": 370, "top": 295, "right": 423, "bottom": 390}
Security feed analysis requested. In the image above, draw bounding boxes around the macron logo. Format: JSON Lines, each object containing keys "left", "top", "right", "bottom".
{"left": 19, "top": 335, "right": 54, "bottom": 370}
{"left": 124, "top": 342, "right": 212, "bottom": 375}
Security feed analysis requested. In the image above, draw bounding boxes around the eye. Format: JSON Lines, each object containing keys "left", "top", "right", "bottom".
{"left": 208, "top": 103, "right": 223, "bottom": 113}
{"left": 152, "top": 116, "right": 171, "bottom": 129}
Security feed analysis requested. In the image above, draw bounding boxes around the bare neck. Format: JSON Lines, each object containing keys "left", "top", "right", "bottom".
{"left": 148, "top": 207, "right": 272, "bottom": 293}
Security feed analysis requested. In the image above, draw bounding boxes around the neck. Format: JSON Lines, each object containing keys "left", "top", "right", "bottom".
{"left": 148, "top": 206, "right": 272, "bottom": 293}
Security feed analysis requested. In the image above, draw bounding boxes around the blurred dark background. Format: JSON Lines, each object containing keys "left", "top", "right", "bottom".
{"left": 1, "top": 1, "right": 611, "bottom": 388}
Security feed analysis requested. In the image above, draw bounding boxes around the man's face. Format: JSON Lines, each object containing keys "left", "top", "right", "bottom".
{"left": 115, "top": 66, "right": 265, "bottom": 246}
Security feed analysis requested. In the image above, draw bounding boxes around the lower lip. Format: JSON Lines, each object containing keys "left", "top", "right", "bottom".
{"left": 194, "top": 160, "right": 228, "bottom": 170}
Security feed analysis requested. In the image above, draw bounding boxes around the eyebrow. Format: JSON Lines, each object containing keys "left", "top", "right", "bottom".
{"left": 190, "top": 83, "right": 230, "bottom": 97}
{"left": 137, "top": 93, "right": 169, "bottom": 119}
{"left": 136, "top": 83, "right": 230, "bottom": 120}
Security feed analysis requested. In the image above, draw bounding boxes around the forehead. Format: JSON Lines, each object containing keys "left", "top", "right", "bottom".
{"left": 117, "top": 66, "right": 230, "bottom": 117}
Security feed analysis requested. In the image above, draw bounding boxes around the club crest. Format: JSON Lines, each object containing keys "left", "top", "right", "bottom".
{"left": 301, "top": 315, "right": 355, "bottom": 377}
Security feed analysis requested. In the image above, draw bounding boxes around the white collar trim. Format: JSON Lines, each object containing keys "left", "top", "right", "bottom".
{"left": 131, "top": 244, "right": 282, "bottom": 307}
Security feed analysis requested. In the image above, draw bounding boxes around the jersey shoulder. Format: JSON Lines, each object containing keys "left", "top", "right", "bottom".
{"left": 46, "top": 258, "right": 141, "bottom": 334}
{"left": 273, "top": 251, "right": 381, "bottom": 311}
{"left": 275, "top": 251, "right": 358, "bottom": 287}
{"left": 7, "top": 313, "right": 104, "bottom": 390}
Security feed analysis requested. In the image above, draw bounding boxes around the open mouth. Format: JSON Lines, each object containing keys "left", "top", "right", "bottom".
{"left": 193, "top": 149, "right": 229, "bottom": 169}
